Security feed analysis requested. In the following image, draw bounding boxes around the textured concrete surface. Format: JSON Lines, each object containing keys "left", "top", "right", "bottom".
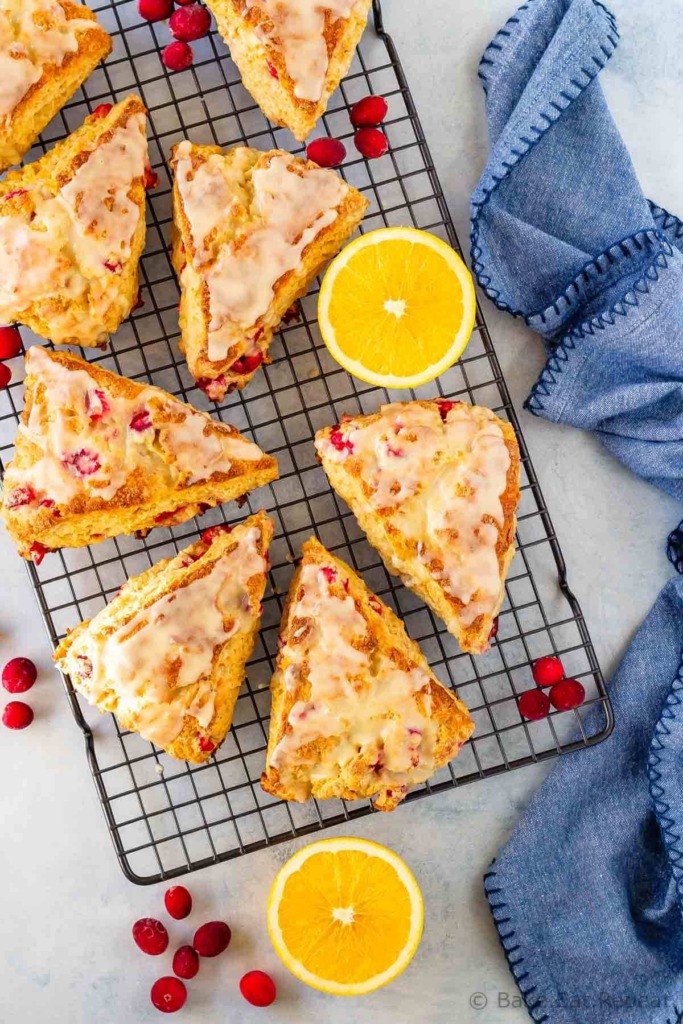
{"left": 1, "top": 1, "right": 682, "bottom": 1021}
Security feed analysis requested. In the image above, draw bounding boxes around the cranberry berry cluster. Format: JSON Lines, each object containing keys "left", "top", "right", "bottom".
{"left": 518, "top": 655, "right": 586, "bottom": 721}
{"left": 306, "top": 94, "right": 390, "bottom": 168}
{"left": 0, "top": 325, "right": 22, "bottom": 390}
{"left": 134, "top": 884, "right": 277, "bottom": 1013}
{"left": 138, "top": 0, "right": 212, "bottom": 73}
{"left": 2, "top": 656, "right": 38, "bottom": 730}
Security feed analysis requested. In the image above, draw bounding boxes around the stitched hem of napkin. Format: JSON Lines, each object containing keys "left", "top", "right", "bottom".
{"left": 525, "top": 234, "right": 675, "bottom": 418}
{"left": 471, "top": 0, "right": 619, "bottom": 318}
{"left": 484, "top": 866, "right": 550, "bottom": 1023}
{"left": 647, "top": 647, "right": 683, "bottom": 912}
{"left": 650, "top": 202, "right": 683, "bottom": 253}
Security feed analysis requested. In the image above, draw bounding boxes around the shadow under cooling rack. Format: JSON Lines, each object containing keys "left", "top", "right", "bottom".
{"left": 0, "top": 0, "right": 613, "bottom": 883}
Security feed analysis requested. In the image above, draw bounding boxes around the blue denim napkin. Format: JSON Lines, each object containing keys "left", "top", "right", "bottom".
{"left": 470, "top": 1, "right": 683, "bottom": 1021}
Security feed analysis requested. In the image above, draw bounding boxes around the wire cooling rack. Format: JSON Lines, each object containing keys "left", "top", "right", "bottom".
{"left": 0, "top": 0, "right": 612, "bottom": 884}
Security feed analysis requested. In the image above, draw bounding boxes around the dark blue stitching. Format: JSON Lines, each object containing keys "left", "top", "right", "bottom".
{"left": 470, "top": 0, "right": 620, "bottom": 317}
{"left": 484, "top": 866, "right": 550, "bottom": 1023}
{"left": 524, "top": 235, "right": 675, "bottom": 416}
{"left": 648, "top": 646, "right": 683, "bottom": 908}
{"left": 667, "top": 521, "right": 683, "bottom": 576}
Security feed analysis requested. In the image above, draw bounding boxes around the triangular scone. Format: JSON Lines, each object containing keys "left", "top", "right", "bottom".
{"left": 0, "top": 95, "right": 148, "bottom": 347}
{"left": 54, "top": 513, "right": 273, "bottom": 764}
{"left": 204, "top": 0, "right": 372, "bottom": 141}
{"left": 0, "top": 0, "right": 112, "bottom": 173}
{"left": 170, "top": 142, "right": 367, "bottom": 400}
{"left": 315, "top": 400, "right": 521, "bottom": 655}
{"left": 262, "top": 538, "right": 474, "bottom": 811}
{"left": 0, "top": 347, "right": 278, "bottom": 561}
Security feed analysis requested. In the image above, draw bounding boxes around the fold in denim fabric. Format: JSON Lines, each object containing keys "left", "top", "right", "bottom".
{"left": 471, "top": 2, "right": 683, "bottom": 1022}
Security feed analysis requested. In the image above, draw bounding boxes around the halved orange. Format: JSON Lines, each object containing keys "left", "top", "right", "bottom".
{"left": 318, "top": 226, "right": 476, "bottom": 389}
{"left": 266, "top": 837, "right": 424, "bottom": 996}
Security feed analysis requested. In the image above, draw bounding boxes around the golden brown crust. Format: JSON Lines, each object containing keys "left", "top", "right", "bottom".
{"left": 0, "top": 95, "right": 147, "bottom": 347}
{"left": 0, "top": 0, "right": 112, "bottom": 172}
{"left": 316, "top": 400, "right": 521, "bottom": 655}
{"left": 0, "top": 348, "right": 279, "bottom": 559}
{"left": 54, "top": 512, "right": 274, "bottom": 764}
{"left": 261, "top": 537, "right": 474, "bottom": 811}
{"left": 206, "top": 0, "right": 372, "bottom": 140}
{"left": 170, "top": 143, "right": 368, "bottom": 398}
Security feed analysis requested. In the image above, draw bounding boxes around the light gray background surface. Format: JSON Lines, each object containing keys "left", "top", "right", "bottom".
{"left": 1, "top": 1, "right": 682, "bottom": 1021}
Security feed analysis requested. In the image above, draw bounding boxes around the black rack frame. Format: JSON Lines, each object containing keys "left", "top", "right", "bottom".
{"left": 0, "top": 0, "right": 612, "bottom": 884}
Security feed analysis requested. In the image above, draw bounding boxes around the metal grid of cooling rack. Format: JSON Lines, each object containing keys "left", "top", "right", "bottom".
{"left": 0, "top": 0, "right": 612, "bottom": 884}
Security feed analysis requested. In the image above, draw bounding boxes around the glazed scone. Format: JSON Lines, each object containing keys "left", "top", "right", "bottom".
{"left": 261, "top": 538, "right": 474, "bottom": 811}
{"left": 54, "top": 513, "right": 273, "bottom": 764}
{"left": 0, "top": 347, "right": 278, "bottom": 561}
{"left": 204, "top": 0, "right": 372, "bottom": 141}
{"left": 0, "top": 95, "right": 148, "bottom": 347}
{"left": 0, "top": 0, "right": 111, "bottom": 172}
{"left": 315, "top": 400, "right": 521, "bottom": 655}
{"left": 170, "top": 142, "right": 368, "bottom": 400}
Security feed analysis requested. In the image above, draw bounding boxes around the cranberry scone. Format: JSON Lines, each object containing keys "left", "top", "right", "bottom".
{"left": 203, "top": 0, "right": 372, "bottom": 141}
{"left": 0, "top": 347, "right": 278, "bottom": 561}
{"left": 170, "top": 142, "right": 367, "bottom": 400}
{"left": 0, "top": 95, "right": 149, "bottom": 347}
{"left": 315, "top": 400, "right": 521, "bottom": 655}
{"left": 54, "top": 513, "right": 273, "bottom": 763}
{"left": 261, "top": 538, "right": 474, "bottom": 811}
{"left": 0, "top": 0, "right": 112, "bottom": 172}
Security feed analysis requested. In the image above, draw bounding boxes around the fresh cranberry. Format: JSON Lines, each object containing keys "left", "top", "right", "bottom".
{"left": 198, "top": 736, "right": 215, "bottom": 752}
{"left": 2, "top": 657, "right": 37, "bottom": 694}
{"left": 549, "top": 678, "right": 586, "bottom": 712}
{"left": 532, "top": 656, "right": 564, "bottom": 688}
{"left": 0, "top": 363, "right": 12, "bottom": 388}
{"left": 5, "top": 485, "right": 35, "bottom": 509}
{"left": 266, "top": 60, "right": 278, "bottom": 79}
{"left": 240, "top": 971, "right": 277, "bottom": 1007}
{"left": 62, "top": 449, "right": 100, "bottom": 478}
{"left": 86, "top": 388, "right": 109, "bottom": 421}
{"left": 39, "top": 498, "right": 55, "bottom": 509}
{"left": 306, "top": 137, "right": 346, "bottom": 168}
{"left": 169, "top": 4, "right": 211, "bottom": 40}
{"left": 193, "top": 921, "right": 231, "bottom": 957}
{"left": 488, "top": 616, "right": 499, "bottom": 641}
{"left": 354, "top": 127, "right": 388, "bottom": 159}
{"left": 133, "top": 290, "right": 145, "bottom": 311}
{"left": 163, "top": 40, "right": 194, "bottom": 71}
{"left": 518, "top": 689, "right": 551, "bottom": 721}
{"left": 172, "top": 945, "right": 199, "bottom": 980}
{"left": 2, "top": 701, "right": 33, "bottom": 729}
{"left": 436, "top": 399, "right": 456, "bottom": 421}
{"left": 138, "top": 0, "right": 173, "bottom": 21}
{"left": 321, "top": 566, "right": 337, "bottom": 584}
{"left": 150, "top": 977, "right": 186, "bottom": 1014}
{"left": 0, "top": 325, "right": 21, "bottom": 359}
{"left": 29, "top": 542, "right": 49, "bottom": 564}
{"left": 2, "top": 189, "right": 27, "bottom": 201}
{"left": 165, "top": 885, "right": 192, "bottom": 920}
{"left": 104, "top": 260, "right": 122, "bottom": 273}
{"left": 368, "top": 596, "right": 383, "bottom": 615}
{"left": 201, "top": 524, "right": 232, "bottom": 544}
{"left": 92, "top": 103, "right": 112, "bottom": 118}
{"left": 329, "top": 428, "right": 353, "bottom": 454}
{"left": 130, "top": 408, "right": 152, "bottom": 432}
{"left": 350, "top": 95, "right": 388, "bottom": 128}
{"left": 133, "top": 918, "right": 169, "bottom": 956}
{"left": 231, "top": 350, "right": 264, "bottom": 375}
{"left": 144, "top": 166, "right": 159, "bottom": 190}
{"left": 281, "top": 301, "right": 301, "bottom": 325}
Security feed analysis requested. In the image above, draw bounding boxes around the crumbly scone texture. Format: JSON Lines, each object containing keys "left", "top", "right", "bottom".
{"left": 261, "top": 537, "right": 474, "bottom": 811}
{"left": 316, "top": 400, "right": 521, "bottom": 655}
{"left": 54, "top": 512, "right": 274, "bottom": 764}
{"left": 0, "top": 0, "right": 112, "bottom": 172}
{"left": 0, "top": 347, "right": 278, "bottom": 559}
{"left": 205, "top": 0, "right": 372, "bottom": 141}
{"left": 0, "top": 94, "right": 147, "bottom": 346}
{"left": 170, "top": 142, "right": 367, "bottom": 399}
